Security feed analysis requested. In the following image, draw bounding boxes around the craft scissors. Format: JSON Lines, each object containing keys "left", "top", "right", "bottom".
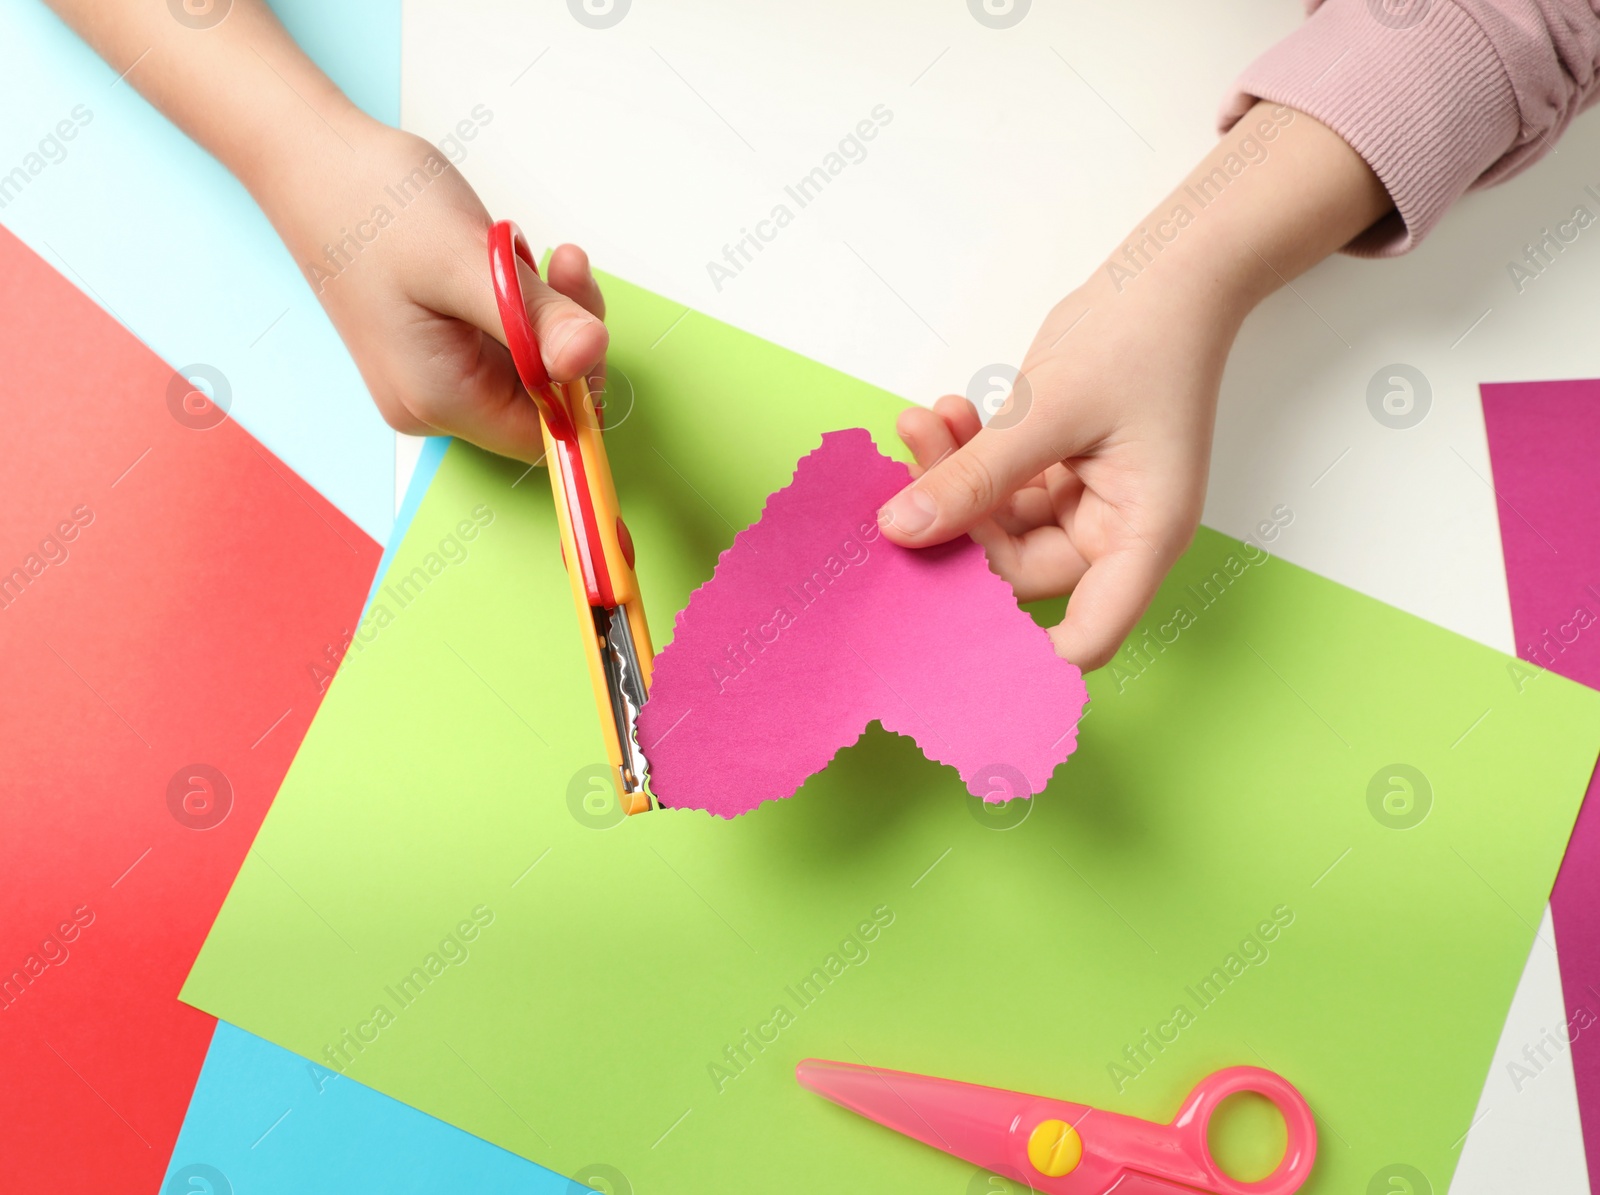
{"left": 488, "top": 220, "right": 655, "bottom": 813}
{"left": 796, "top": 1058, "right": 1316, "bottom": 1194}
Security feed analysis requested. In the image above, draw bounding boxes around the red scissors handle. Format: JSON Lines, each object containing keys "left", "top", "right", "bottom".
{"left": 487, "top": 219, "right": 615, "bottom": 608}
{"left": 487, "top": 220, "right": 576, "bottom": 442}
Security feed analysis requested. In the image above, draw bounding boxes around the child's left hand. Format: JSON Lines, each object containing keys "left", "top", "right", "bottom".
{"left": 885, "top": 275, "right": 1223, "bottom": 674}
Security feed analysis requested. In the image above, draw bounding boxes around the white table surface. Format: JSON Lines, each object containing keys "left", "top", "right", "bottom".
{"left": 400, "top": 2, "right": 1600, "bottom": 1187}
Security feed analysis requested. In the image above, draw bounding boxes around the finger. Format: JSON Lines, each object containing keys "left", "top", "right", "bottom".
{"left": 990, "top": 525, "right": 1091, "bottom": 601}
{"left": 547, "top": 243, "right": 606, "bottom": 319}
{"left": 546, "top": 243, "right": 609, "bottom": 396}
{"left": 878, "top": 421, "right": 1063, "bottom": 548}
{"left": 1048, "top": 544, "right": 1170, "bottom": 670}
{"left": 420, "top": 332, "right": 549, "bottom": 463}
{"left": 896, "top": 405, "right": 959, "bottom": 480}
{"left": 993, "top": 485, "right": 1058, "bottom": 534}
{"left": 960, "top": 387, "right": 1065, "bottom": 501}
{"left": 896, "top": 403, "right": 1029, "bottom": 576}
{"left": 426, "top": 231, "right": 609, "bottom": 386}
{"left": 902, "top": 396, "right": 1077, "bottom": 543}
{"left": 932, "top": 393, "right": 983, "bottom": 446}
{"left": 1004, "top": 462, "right": 1085, "bottom": 528}
{"left": 512, "top": 256, "right": 609, "bottom": 384}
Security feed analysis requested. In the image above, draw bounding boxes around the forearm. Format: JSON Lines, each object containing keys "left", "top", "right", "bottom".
{"left": 1093, "top": 102, "right": 1392, "bottom": 329}
{"left": 43, "top": 0, "right": 370, "bottom": 208}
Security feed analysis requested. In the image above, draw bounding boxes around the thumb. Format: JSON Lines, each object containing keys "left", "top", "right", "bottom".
{"left": 508, "top": 252, "right": 610, "bottom": 385}
{"left": 877, "top": 422, "right": 1060, "bottom": 546}
{"left": 428, "top": 232, "right": 608, "bottom": 385}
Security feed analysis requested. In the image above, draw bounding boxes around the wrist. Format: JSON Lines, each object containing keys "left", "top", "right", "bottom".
{"left": 1086, "top": 103, "right": 1390, "bottom": 334}
{"left": 1075, "top": 238, "right": 1255, "bottom": 361}
{"left": 238, "top": 102, "right": 382, "bottom": 218}
{"left": 244, "top": 111, "right": 406, "bottom": 284}
{"left": 1085, "top": 191, "right": 1273, "bottom": 334}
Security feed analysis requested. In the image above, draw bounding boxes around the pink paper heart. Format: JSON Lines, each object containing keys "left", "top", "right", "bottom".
{"left": 639, "top": 428, "right": 1088, "bottom": 818}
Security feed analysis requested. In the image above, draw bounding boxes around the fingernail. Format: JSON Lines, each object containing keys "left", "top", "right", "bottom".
{"left": 878, "top": 488, "right": 938, "bottom": 535}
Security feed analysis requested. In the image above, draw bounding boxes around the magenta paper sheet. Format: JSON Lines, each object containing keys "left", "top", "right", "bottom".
{"left": 639, "top": 428, "right": 1088, "bottom": 819}
{"left": 1482, "top": 378, "right": 1600, "bottom": 1172}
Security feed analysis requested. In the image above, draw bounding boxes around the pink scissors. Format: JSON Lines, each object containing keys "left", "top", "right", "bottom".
{"left": 796, "top": 1058, "right": 1316, "bottom": 1195}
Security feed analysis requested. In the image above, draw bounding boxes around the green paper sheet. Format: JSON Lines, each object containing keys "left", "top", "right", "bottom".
{"left": 184, "top": 275, "right": 1600, "bottom": 1194}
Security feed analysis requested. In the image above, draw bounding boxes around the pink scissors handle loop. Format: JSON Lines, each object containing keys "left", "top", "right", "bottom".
{"left": 486, "top": 219, "right": 576, "bottom": 443}
{"left": 1169, "top": 1066, "right": 1317, "bottom": 1195}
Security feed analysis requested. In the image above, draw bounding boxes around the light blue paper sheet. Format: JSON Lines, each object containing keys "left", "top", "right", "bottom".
{"left": 161, "top": 1024, "right": 569, "bottom": 1194}
{"left": 0, "top": 0, "right": 399, "bottom": 541}
{"left": 364, "top": 435, "right": 451, "bottom": 614}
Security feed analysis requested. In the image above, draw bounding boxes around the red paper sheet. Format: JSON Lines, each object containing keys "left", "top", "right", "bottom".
{"left": 0, "top": 227, "right": 378, "bottom": 1189}
{"left": 640, "top": 429, "right": 1087, "bottom": 817}
{"left": 1482, "top": 378, "right": 1600, "bottom": 1173}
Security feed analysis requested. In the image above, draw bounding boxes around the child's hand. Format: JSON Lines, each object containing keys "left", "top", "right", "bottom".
{"left": 265, "top": 124, "right": 609, "bottom": 463}
{"left": 879, "top": 102, "right": 1391, "bottom": 670}
{"left": 884, "top": 275, "right": 1227, "bottom": 671}
{"left": 41, "top": 0, "right": 608, "bottom": 465}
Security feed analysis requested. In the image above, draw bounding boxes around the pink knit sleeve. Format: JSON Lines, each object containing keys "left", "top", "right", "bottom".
{"left": 1220, "top": 0, "right": 1600, "bottom": 255}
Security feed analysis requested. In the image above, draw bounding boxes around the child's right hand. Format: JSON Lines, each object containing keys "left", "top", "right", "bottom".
{"left": 37, "top": 0, "right": 610, "bottom": 465}
{"left": 263, "top": 122, "right": 610, "bottom": 463}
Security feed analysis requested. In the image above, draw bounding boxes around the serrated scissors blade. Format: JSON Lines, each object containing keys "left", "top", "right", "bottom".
{"left": 597, "top": 603, "right": 653, "bottom": 804}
